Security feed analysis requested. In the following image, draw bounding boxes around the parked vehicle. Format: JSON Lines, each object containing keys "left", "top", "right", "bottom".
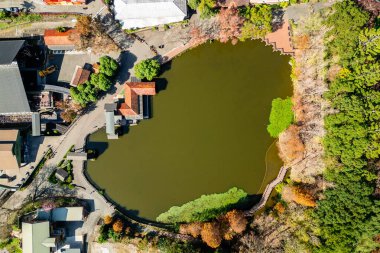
{"left": 39, "top": 65, "right": 58, "bottom": 77}
{"left": 5, "top": 7, "right": 20, "bottom": 14}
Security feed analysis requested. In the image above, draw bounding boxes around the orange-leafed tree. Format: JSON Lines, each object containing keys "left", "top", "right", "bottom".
{"left": 76, "top": 16, "right": 92, "bottom": 36}
{"left": 112, "top": 219, "right": 124, "bottom": 233}
{"left": 225, "top": 209, "right": 248, "bottom": 234}
{"left": 179, "top": 222, "right": 202, "bottom": 238}
{"left": 103, "top": 215, "right": 113, "bottom": 225}
{"left": 218, "top": 7, "right": 244, "bottom": 45}
{"left": 291, "top": 186, "right": 317, "bottom": 207}
{"left": 201, "top": 222, "right": 222, "bottom": 248}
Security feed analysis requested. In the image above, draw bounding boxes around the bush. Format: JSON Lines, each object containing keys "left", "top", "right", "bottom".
{"left": 267, "top": 97, "right": 294, "bottom": 138}
{"left": 156, "top": 187, "right": 248, "bottom": 223}
{"left": 134, "top": 59, "right": 160, "bottom": 81}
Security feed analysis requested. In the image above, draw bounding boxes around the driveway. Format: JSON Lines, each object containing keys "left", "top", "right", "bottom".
{"left": 0, "top": 0, "right": 106, "bottom": 16}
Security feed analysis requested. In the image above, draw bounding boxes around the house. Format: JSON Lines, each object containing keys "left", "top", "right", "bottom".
{"left": 23, "top": 207, "right": 84, "bottom": 253}
{"left": 0, "top": 40, "right": 31, "bottom": 123}
{"left": 119, "top": 81, "right": 156, "bottom": 122}
{"left": 44, "top": 0, "right": 86, "bottom": 5}
{"left": 70, "top": 65, "right": 91, "bottom": 87}
{"left": 22, "top": 221, "right": 55, "bottom": 253}
{"left": 55, "top": 168, "right": 69, "bottom": 182}
{"left": 0, "top": 129, "right": 22, "bottom": 171}
{"left": 104, "top": 103, "right": 118, "bottom": 139}
{"left": 114, "top": 0, "right": 187, "bottom": 29}
{"left": 44, "top": 29, "right": 76, "bottom": 53}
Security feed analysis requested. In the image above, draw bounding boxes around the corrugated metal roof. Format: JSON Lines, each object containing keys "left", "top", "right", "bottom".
{"left": 114, "top": 0, "right": 187, "bottom": 29}
{"left": 52, "top": 207, "right": 83, "bottom": 221}
{"left": 0, "top": 40, "right": 24, "bottom": 65}
{"left": 0, "top": 64, "right": 31, "bottom": 114}
{"left": 105, "top": 111, "right": 115, "bottom": 134}
{"left": 22, "top": 221, "right": 50, "bottom": 253}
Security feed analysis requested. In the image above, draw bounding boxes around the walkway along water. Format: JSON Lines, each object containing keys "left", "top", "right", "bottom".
{"left": 245, "top": 166, "right": 289, "bottom": 216}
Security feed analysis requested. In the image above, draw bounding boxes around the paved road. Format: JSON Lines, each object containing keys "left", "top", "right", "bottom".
{"left": 0, "top": 0, "right": 105, "bottom": 15}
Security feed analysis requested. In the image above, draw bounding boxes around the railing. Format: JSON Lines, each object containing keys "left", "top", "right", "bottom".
{"left": 245, "top": 166, "right": 288, "bottom": 216}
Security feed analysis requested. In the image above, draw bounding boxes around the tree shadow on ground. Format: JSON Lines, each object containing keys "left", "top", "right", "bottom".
{"left": 116, "top": 51, "right": 138, "bottom": 83}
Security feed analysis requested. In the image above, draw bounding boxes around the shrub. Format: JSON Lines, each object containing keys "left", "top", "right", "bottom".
{"left": 225, "top": 209, "right": 248, "bottom": 234}
{"left": 112, "top": 219, "right": 123, "bottom": 233}
{"left": 201, "top": 222, "right": 222, "bottom": 248}
{"left": 156, "top": 187, "right": 247, "bottom": 223}
{"left": 267, "top": 97, "right": 294, "bottom": 138}
{"left": 104, "top": 215, "right": 113, "bottom": 225}
{"left": 134, "top": 59, "right": 160, "bottom": 81}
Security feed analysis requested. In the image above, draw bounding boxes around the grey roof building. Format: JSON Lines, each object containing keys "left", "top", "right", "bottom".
{"left": 0, "top": 40, "right": 24, "bottom": 65}
{"left": 55, "top": 168, "right": 69, "bottom": 182}
{"left": 0, "top": 40, "right": 31, "bottom": 116}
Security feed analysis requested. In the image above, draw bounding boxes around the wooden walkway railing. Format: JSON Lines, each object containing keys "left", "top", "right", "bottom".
{"left": 245, "top": 166, "right": 288, "bottom": 216}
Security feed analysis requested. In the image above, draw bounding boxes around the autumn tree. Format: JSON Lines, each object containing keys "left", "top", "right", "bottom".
{"left": 218, "top": 7, "right": 244, "bottom": 45}
{"left": 179, "top": 222, "right": 202, "bottom": 238}
{"left": 225, "top": 210, "right": 248, "bottom": 234}
{"left": 103, "top": 215, "right": 113, "bottom": 225}
{"left": 112, "top": 219, "right": 123, "bottom": 233}
{"left": 278, "top": 125, "right": 304, "bottom": 163}
{"left": 291, "top": 186, "right": 316, "bottom": 207}
{"left": 60, "top": 109, "right": 77, "bottom": 123}
{"left": 201, "top": 222, "right": 222, "bottom": 248}
{"left": 76, "top": 16, "right": 92, "bottom": 36}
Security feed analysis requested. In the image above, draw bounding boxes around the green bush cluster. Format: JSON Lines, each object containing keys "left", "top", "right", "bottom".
{"left": 0, "top": 238, "right": 22, "bottom": 253}
{"left": 312, "top": 1, "right": 380, "bottom": 252}
{"left": 267, "top": 97, "right": 294, "bottom": 138}
{"left": 240, "top": 4, "right": 274, "bottom": 40}
{"left": 156, "top": 187, "right": 248, "bottom": 223}
{"left": 70, "top": 56, "right": 119, "bottom": 106}
{"left": 188, "top": 0, "right": 217, "bottom": 19}
{"left": 134, "top": 59, "right": 160, "bottom": 81}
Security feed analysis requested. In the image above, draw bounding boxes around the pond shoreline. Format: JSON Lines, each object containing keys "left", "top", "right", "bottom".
{"left": 85, "top": 40, "right": 292, "bottom": 221}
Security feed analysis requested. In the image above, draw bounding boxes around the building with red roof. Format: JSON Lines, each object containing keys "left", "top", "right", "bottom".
{"left": 44, "top": 29, "right": 76, "bottom": 52}
{"left": 119, "top": 81, "right": 156, "bottom": 120}
{"left": 44, "top": 0, "right": 86, "bottom": 5}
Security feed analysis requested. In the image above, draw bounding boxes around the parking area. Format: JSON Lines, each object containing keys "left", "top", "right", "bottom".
{"left": 46, "top": 51, "right": 120, "bottom": 85}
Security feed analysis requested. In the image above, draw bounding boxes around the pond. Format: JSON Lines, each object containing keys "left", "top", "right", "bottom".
{"left": 87, "top": 40, "right": 292, "bottom": 220}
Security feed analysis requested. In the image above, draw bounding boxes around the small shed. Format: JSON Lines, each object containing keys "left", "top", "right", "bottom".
{"left": 55, "top": 169, "right": 69, "bottom": 182}
{"left": 67, "top": 152, "right": 87, "bottom": 161}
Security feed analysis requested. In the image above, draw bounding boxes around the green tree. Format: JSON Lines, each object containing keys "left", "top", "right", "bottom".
{"left": 267, "top": 97, "right": 294, "bottom": 138}
{"left": 134, "top": 59, "right": 160, "bottom": 81}
{"left": 99, "top": 55, "right": 119, "bottom": 77}
{"left": 188, "top": 0, "right": 200, "bottom": 10}
{"left": 240, "top": 5, "right": 273, "bottom": 40}
{"left": 198, "top": 0, "right": 217, "bottom": 19}
{"left": 325, "top": 0, "right": 369, "bottom": 66}
{"left": 56, "top": 26, "right": 67, "bottom": 33}
{"left": 90, "top": 73, "right": 112, "bottom": 91}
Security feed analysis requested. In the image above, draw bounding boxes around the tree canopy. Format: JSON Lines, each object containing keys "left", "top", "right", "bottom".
{"left": 99, "top": 55, "right": 119, "bottom": 77}
{"left": 267, "top": 97, "right": 294, "bottom": 138}
{"left": 134, "top": 59, "right": 161, "bottom": 81}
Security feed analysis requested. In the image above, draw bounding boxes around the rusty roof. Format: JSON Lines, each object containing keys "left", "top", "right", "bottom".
{"left": 44, "top": 29, "right": 76, "bottom": 46}
{"left": 70, "top": 66, "right": 91, "bottom": 86}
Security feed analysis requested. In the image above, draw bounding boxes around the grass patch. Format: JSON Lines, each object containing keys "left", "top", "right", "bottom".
{"left": 0, "top": 238, "right": 22, "bottom": 253}
{"left": 267, "top": 97, "right": 294, "bottom": 138}
{"left": 156, "top": 187, "right": 248, "bottom": 223}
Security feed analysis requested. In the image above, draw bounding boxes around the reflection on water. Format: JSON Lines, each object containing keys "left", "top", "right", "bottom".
{"left": 87, "top": 40, "right": 291, "bottom": 220}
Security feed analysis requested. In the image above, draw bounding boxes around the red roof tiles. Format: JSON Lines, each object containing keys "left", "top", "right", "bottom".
{"left": 119, "top": 82, "right": 156, "bottom": 117}
{"left": 44, "top": 29, "right": 76, "bottom": 46}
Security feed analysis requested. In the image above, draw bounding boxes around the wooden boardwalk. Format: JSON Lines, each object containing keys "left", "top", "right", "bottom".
{"left": 245, "top": 166, "right": 288, "bottom": 216}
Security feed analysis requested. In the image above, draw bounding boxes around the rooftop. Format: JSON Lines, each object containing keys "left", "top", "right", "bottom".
{"left": 114, "top": 0, "right": 187, "bottom": 29}
{"left": 44, "top": 29, "right": 76, "bottom": 46}
{"left": 119, "top": 82, "right": 156, "bottom": 117}
{"left": 52, "top": 207, "right": 84, "bottom": 222}
{"left": 0, "top": 64, "right": 31, "bottom": 114}
{"left": 22, "top": 221, "right": 50, "bottom": 253}
{"left": 0, "top": 40, "right": 24, "bottom": 65}
{"left": 0, "top": 129, "right": 19, "bottom": 142}
{"left": 70, "top": 65, "right": 91, "bottom": 87}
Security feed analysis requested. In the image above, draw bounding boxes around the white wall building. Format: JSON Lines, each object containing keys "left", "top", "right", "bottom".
{"left": 114, "top": 0, "right": 187, "bottom": 29}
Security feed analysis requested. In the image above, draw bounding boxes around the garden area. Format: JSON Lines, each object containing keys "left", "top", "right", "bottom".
{"left": 48, "top": 146, "right": 75, "bottom": 189}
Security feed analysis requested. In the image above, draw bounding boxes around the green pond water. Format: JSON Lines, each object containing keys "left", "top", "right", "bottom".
{"left": 87, "top": 40, "right": 292, "bottom": 220}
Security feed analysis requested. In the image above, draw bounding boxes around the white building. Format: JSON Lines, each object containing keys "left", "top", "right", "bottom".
{"left": 114, "top": 0, "right": 187, "bottom": 29}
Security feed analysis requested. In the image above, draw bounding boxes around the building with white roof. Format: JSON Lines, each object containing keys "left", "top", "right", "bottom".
{"left": 114, "top": 0, "right": 187, "bottom": 29}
